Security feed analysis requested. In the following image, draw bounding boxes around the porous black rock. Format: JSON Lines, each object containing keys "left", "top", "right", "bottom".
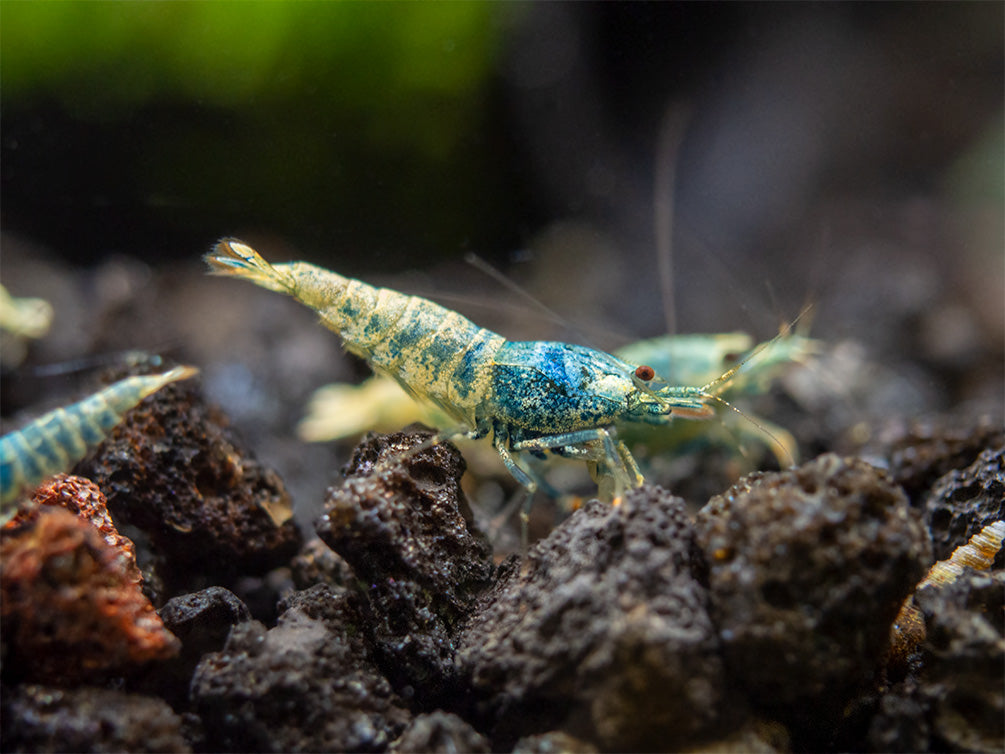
{"left": 455, "top": 485, "right": 723, "bottom": 751}
{"left": 694, "top": 453, "right": 932, "bottom": 747}
{"left": 916, "top": 568, "right": 1004, "bottom": 753}
{"left": 74, "top": 363, "right": 302, "bottom": 598}
{"left": 882, "top": 417, "right": 1003, "bottom": 505}
{"left": 316, "top": 427, "right": 494, "bottom": 699}
{"left": 191, "top": 582, "right": 410, "bottom": 752}
{"left": 925, "top": 445, "right": 1005, "bottom": 569}
{"left": 152, "top": 586, "right": 252, "bottom": 708}
{"left": 1, "top": 684, "right": 190, "bottom": 753}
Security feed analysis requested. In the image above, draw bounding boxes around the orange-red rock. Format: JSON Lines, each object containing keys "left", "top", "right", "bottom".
{"left": 1, "top": 508, "right": 179, "bottom": 684}
{"left": 4, "top": 474, "right": 142, "bottom": 586}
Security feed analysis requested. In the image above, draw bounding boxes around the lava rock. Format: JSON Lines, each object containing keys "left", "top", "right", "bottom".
{"left": 70, "top": 363, "right": 299, "bottom": 595}
{"left": 455, "top": 485, "right": 723, "bottom": 751}
{"left": 881, "top": 416, "right": 1003, "bottom": 505}
{"left": 1, "top": 508, "right": 179, "bottom": 685}
{"left": 6, "top": 474, "right": 144, "bottom": 586}
{"left": 389, "top": 711, "right": 490, "bottom": 753}
{"left": 694, "top": 453, "right": 931, "bottom": 746}
{"left": 73, "top": 363, "right": 302, "bottom": 596}
{"left": 316, "top": 427, "right": 494, "bottom": 698}
{"left": 869, "top": 567, "right": 1005, "bottom": 754}
{"left": 153, "top": 586, "right": 252, "bottom": 708}
{"left": 925, "top": 445, "right": 1005, "bottom": 569}
{"left": 290, "top": 536, "right": 356, "bottom": 590}
{"left": 274, "top": 580, "right": 367, "bottom": 626}
{"left": 0, "top": 684, "right": 190, "bottom": 753}
{"left": 191, "top": 582, "right": 410, "bottom": 752}
{"left": 916, "top": 568, "right": 1004, "bottom": 753}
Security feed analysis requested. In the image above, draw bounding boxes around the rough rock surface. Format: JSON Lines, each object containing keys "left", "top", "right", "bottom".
{"left": 455, "top": 485, "right": 723, "bottom": 751}
{"left": 191, "top": 582, "right": 411, "bottom": 752}
{"left": 73, "top": 363, "right": 302, "bottom": 597}
{"left": 694, "top": 453, "right": 931, "bottom": 746}
{"left": 916, "top": 568, "right": 1004, "bottom": 753}
{"left": 865, "top": 568, "right": 1004, "bottom": 754}
{"left": 0, "top": 684, "right": 190, "bottom": 753}
{"left": 2, "top": 414, "right": 999, "bottom": 753}
{"left": 1, "top": 508, "right": 179, "bottom": 684}
{"left": 316, "top": 427, "right": 494, "bottom": 699}
{"left": 880, "top": 417, "right": 1003, "bottom": 505}
{"left": 6, "top": 474, "right": 144, "bottom": 585}
{"left": 389, "top": 711, "right": 491, "bottom": 753}
{"left": 925, "top": 444, "right": 1005, "bottom": 569}
{"left": 152, "top": 586, "right": 252, "bottom": 709}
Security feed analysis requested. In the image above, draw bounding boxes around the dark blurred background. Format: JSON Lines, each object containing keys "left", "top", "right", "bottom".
{"left": 2, "top": 3, "right": 1002, "bottom": 508}
{"left": 4, "top": 4, "right": 1000, "bottom": 310}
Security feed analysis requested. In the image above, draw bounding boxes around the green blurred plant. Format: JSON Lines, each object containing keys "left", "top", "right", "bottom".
{"left": 2, "top": 2, "right": 523, "bottom": 267}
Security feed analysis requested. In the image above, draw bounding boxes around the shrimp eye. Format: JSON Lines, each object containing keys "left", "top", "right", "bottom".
{"left": 634, "top": 365, "right": 656, "bottom": 381}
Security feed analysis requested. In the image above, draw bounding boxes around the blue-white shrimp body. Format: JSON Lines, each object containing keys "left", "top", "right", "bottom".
{"left": 490, "top": 340, "right": 705, "bottom": 432}
{"left": 206, "top": 239, "right": 713, "bottom": 498}
{"left": 0, "top": 366, "right": 198, "bottom": 512}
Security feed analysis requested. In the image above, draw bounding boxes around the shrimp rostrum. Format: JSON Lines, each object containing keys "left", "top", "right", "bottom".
{"left": 206, "top": 239, "right": 728, "bottom": 503}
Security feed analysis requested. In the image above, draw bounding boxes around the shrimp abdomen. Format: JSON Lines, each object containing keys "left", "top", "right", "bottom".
{"left": 0, "top": 366, "right": 198, "bottom": 507}
{"left": 208, "top": 239, "right": 504, "bottom": 423}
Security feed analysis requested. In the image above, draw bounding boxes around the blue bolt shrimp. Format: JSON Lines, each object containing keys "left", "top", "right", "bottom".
{"left": 298, "top": 330, "right": 816, "bottom": 468}
{"left": 295, "top": 245, "right": 816, "bottom": 463}
{"left": 206, "top": 239, "right": 750, "bottom": 505}
{"left": 0, "top": 366, "right": 199, "bottom": 516}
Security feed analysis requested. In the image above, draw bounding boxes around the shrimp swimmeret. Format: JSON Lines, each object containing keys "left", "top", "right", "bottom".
{"left": 205, "top": 238, "right": 755, "bottom": 504}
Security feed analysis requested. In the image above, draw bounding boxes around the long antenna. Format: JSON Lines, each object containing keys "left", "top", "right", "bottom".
{"left": 654, "top": 104, "right": 691, "bottom": 337}
{"left": 702, "top": 391, "right": 795, "bottom": 468}
{"left": 463, "top": 252, "right": 572, "bottom": 330}
{"left": 700, "top": 304, "right": 814, "bottom": 398}
{"left": 461, "top": 252, "right": 628, "bottom": 348}
{"left": 29, "top": 346, "right": 178, "bottom": 377}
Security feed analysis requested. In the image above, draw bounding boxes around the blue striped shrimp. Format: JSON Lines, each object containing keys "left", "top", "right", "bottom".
{"left": 297, "top": 330, "right": 816, "bottom": 462}
{"left": 205, "top": 238, "right": 757, "bottom": 505}
{"left": 0, "top": 366, "right": 199, "bottom": 516}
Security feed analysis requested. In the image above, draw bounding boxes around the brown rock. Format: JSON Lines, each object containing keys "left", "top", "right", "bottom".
{"left": 1, "top": 508, "right": 179, "bottom": 684}
{"left": 73, "top": 363, "right": 302, "bottom": 596}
